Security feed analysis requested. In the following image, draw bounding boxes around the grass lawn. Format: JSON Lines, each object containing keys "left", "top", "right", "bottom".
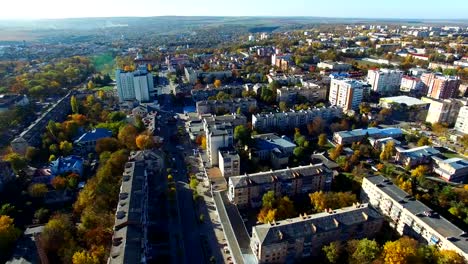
{"left": 442, "top": 152, "right": 464, "bottom": 159}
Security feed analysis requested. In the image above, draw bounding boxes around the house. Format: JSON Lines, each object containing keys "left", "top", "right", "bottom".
{"left": 50, "top": 156, "right": 84, "bottom": 177}
{"left": 74, "top": 128, "right": 113, "bottom": 155}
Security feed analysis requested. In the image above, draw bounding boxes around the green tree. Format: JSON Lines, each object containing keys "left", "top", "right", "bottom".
{"left": 347, "top": 239, "right": 381, "bottom": 264}
{"left": 323, "top": 241, "right": 342, "bottom": 263}
{"left": 234, "top": 125, "right": 251, "bottom": 146}
{"left": 4, "top": 153, "right": 27, "bottom": 173}
{"left": 28, "top": 183, "right": 48, "bottom": 198}
{"left": 279, "top": 101, "right": 288, "bottom": 112}
{"left": 71, "top": 95, "right": 79, "bottom": 114}
{"left": 0, "top": 204, "right": 15, "bottom": 216}
{"left": 34, "top": 208, "right": 50, "bottom": 223}
{"left": 417, "top": 136, "right": 430, "bottom": 146}
{"left": 59, "top": 141, "right": 73, "bottom": 155}
{"left": 262, "top": 191, "right": 276, "bottom": 209}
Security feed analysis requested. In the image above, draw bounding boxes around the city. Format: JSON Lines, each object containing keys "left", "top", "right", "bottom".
{"left": 1, "top": 1, "right": 468, "bottom": 264}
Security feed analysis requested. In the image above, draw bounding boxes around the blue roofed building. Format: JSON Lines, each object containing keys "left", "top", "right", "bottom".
{"left": 251, "top": 133, "right": 296, "bottom": 169}
{"left": 74, "top": 128, "right": 113, "bottom": 155}
{"left": 50, "top": 156, "right": 84, "bottom": 177}
{"left": 333, "top": 127, "right": 403, "bottom": 145}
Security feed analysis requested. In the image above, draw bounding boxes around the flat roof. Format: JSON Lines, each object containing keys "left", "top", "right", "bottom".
{"left": 380, "top": 96, "right": 429, "bottom": 106}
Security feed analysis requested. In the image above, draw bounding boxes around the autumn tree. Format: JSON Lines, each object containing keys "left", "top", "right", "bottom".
{"left": 417, "top": 136, "right": 430, "bottom": 146}
{"left": 382, "top": 237, "right": 418, "bottom": 264}
{"left": 318, "top": 133, "right": 328, "bottom": 147}
{"left": 0, "top": 215, "right": 20, "bottom": 252}
{"left": 60, "top": 140, "right": 73, "bottom": 155}
{"left": 411, "top": 165, "right": 429, "bottom": 178}
{"left": 41, "top": 214, "right": 78, "bottom": 262}
{"left": 309, "top": 191, "right": 357, "bottom": 212}
{"left": 323, "top": 241, "right": 342, "bottom": 263}
{"left": 118, "top": 124, "right": 138, "bottom": 150}
{"left": 380, "top": 141, "right": 395, "bottom": 161}
{"left": 214, "top": 79, "right": 222, "bottom": 88}
{"left": 71, "top": 95, "right": 79, "bottom": 114}
{"left": 4, "top": 153, "right": 27, "bottom": 173}
{"left": 87, "top": 80, "right": 95, "bottom": 89}
{"left": 95, "top": 137, "right": 120, "bottom": 153}
{"left": 359, "top": 102, "right": 371, "bottom": 114}
{"left": 307, "top": 117, "right": 325, "bottom": 136}
{"left": 436, "top": 250, "right": 465, "bottom": 264}
{"left": 279, "top": 101, "right": 288, "bottom": 112}
{"left": 136, "top": 134, "right": 155, "bottom": 150}
{"left": 329, "top": 144, "right": 343, "bottom": 161}
{"left": 257, "top": 191, "right": 296, "bottom": 223}
{"left": 51, "top": 177, "right": 67, "bottom": 191}
{"left": 28, "top": 183, "right": 48, "bottom": 198}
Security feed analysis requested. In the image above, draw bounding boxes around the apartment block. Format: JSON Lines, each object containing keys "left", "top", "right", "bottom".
{"left": 191, "top": 85, "right": 243, "bottom": 101}
{"left": 196, "top": 98, "right": 257, "bottom": 115}
{"left": 422, "top": 73, "right": 460, "bottom": 100}
{"left": 276, "top": 85, "right": 327, "bottom": 104}
{"left": 218, "top": 147, "right": 240, "bottom": 177}
{"left": 252, "top": 107, "right": 342, "bottom": 132}
{"left": 367, "top": 68, "right": 404, "bottom": 94}
{"left": 361, "top": 175, "right": 468, "bottom": 260}
{"left": 400, "top": 75, "right": 424, "bottom": 93}
{"left": 227, "top": 164, "right": 332, "bottom": 207}
{"left": 250, "top": 203, "right": 383, "bottom": 264}
{"left": 317, "top": 61, "right": 352, "bottom": 71}
{"left": 116, "top": 65, "right": 155, "bottom": 103}
{"left": 421, "top": 97, "right": 466, "bottom": 124}
{"left": 329, "top": 78, "right": 369, "bottom": 110}
{"left": 455, "top": 106, "right": 468, "bottom": 134}
{"left": 333, "top": 127, "right": 402, "bottom": 145}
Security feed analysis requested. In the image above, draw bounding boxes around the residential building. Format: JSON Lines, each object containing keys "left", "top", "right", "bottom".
{"left": 207, "top": 124, "right": 234, "bottom": 166}
{"left": 218, "top": 147, "right": 240, "bottom": 177}
{"left": 400, "top": 76, "right": 424, "bottom": 93}
{"left": 455, "top": 106, "right": 468, "bottom": 134}
{"left": 317, "top": 61, "right": 352, "bottom": 72}
{"left": 252, "top": 107, "right": 342, "bottom": 132}
{"left": 369, "top": 137, "right": 401, "bottom": 151}
{"left": 191, "top": 85, "right": 243, "bottom": 101}
{"left": 109, "top": 150, "right": 163, "bottom": 264}
{"left": 421, "top": 73, "right": 460, "bottom": 99}
{"left": 184, "top": 67, "right": 232, "bottom": 84}
{"left": 49, "top": 156, "right": 84, "bottom": 177}
{"left": 367, "top": 69, "right": 404, "bottom": 94}
{"left": 73, "top": 128, "right": 113, "bottom": 155}
{"left": 361, "top": 175, "right": 468, "bottom": 260}
{"left": 329, "top": 78, "right": 369, "bottom": 110}
{"left": 11, "top": 92, "right": 73, "bottom": 155}
{"left": 115, "top": 65, "right": 154, "bottom": 102}
{"left": 422, "top": 97, "right": 466, "bottom": 124}
{"left": 276, "top": 85, "right": 327, "bottom": 104}
{"left": 250, "top": 134, "right": 296, "bottom": 169}
{"left": 395, "top": 146, "right": 441, "bottom": 167}
{"left": 227, "top": 164, "right": 332, "bottom": 207}
{"left": 196, "top": 98, "right": 257, "bottom": 115}
{"left": 250, "top": 203, "right": 383, "bottom": 263}
{"left": 379, "top": 95, "right": 429, "bottom": 109}
{"left": 432, "top": 157, "right": 468, "bottom": 183}
{"left": 333, "top": 127, "right": 403, "bottom": 145}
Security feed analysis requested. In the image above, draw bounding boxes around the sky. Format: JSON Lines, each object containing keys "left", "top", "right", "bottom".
{"left": 1, "top": 0, "right": 468, "bottom": 20}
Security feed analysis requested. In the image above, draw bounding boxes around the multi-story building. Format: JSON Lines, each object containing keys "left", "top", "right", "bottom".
{"left": 115, "top": 65, "right": 154, "bottom": 102}
{"left": 11, "top": 91, "right": 73, "bottom": 155}
{"left": 421, "top": 73, "right": 460, "bottom": 99}
{"left": 218, "top": 147, "right": 240, "bottom": 177}
{"left": 227, "top": 164, "right": 332, "bottom": 207}
{"left": 422, "top": 97, "right": 467, "bottom": 124}
{"left": 276, "top": 85, "right": 327, "bottom": 104}
{"left": 250, "top": 203, "right": 383, "bottom": 264}
{"left": 184, "top": 67, "right": 233, "bottom": 84}
{"left": 317, "top": 61, "right": 352, "bottom": 72}
{"left": 329, "top": 78, "right": 369, "bottom": 110}
{"left": 73, "top": 128, "right": 113, "bottom": 155}
{"left": 251, "top": 134, "right": 296, "bottom": 169}
{"left": 367, "top": 68, "right": 404, "bottom": 94}
{"left": 400, "top": 75, "right": 425, "bottom": 93}
{"left": 455, "top": 106, "right": 468, "bottom": 134}
{"left": 196, "top": 98, "right": 257, "bottom": 115}
{"left": 432, "top": 157, "right": 468, "bottom": 183}
{"left": 361, "top": 175, "right": 468, "bottom": 260}
{"left": 207, "top": 124, "right": 234, "bottom": 166}
{"left": 252, "top": 107, "right": 342, "bottom": 132}
{"left": 191, "top": 85, "right": 243, "bottom": 101}
{"left": 395, "top": 146, "right": 441, "bottom": 167}
{"left": 333, "top": 127, "right": 403, "bottom": 145}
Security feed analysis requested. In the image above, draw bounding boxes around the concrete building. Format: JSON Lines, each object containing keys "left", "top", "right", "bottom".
{"left": 422, "top": 97, "right": 466, "bottom": 124}
{"left": 395, "top": 146, "right": 441, "bottom": 167}
{"left": 329, "top": 78, "right": 369, "bottom": 110}
{"left": 251, "top": 134, "right": 296, "bottom": 169}
{"left": 250, "top": 203, "right": 383, "bottom": 263}
{"left": 379, "top": 95, "right": 429, "bottom": 109}
{"left": 366, "top": 69, "right": 404, "bottom": 94}
{"left": 218, "top": 147, "right": 240, "bottom": 177}
{"left": 317, "top": 61, "right": 352, "bottom": 72}
{"left": 252, "top": 107, "right": 342, "bottom": 132}
{"left": 184, "top": 67, "right": 232, "bottom": 84}
{"left": 228, "top": 164, "right": 332, "bottom": 207}
{"left": 196, "top": 98, "right": 257, "bottom": 115}
{"left": 455, "top": 106, "right": 468, "bottom": 134}
{"left": 400, "top": 76, "right": 424, "bottom": 93}
{"left": 191, "top": 85, "right": 243, "bottom": 101}
{"left": 333, "top": 127, "right": 403, "bottom": 145}
{"left": 432, "top": 157, "right": 468, "bottom": 183}
{"left": 276, "top": 85, "right": 327, "bottom": 104}
{"left": 361, "top": 175, "right": 468, "bottom": 260}
{"left": 207, "top": 124, "right": 234, "bottom": 166}
{"left": 369, "top": 137, "right": 401, "bottom": 151}
{"left": 421, "top": 73, "right": 460, "bottom": 100}
{"left": 116, "top": 65, "right": 154, "bottom": 102}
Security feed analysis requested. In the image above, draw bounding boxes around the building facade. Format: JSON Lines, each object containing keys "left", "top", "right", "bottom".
{"left": 196, "top": 98, "right": 257, "bottom": 115}
{"left": 361, "top": 175, "right": 468, "bottom": 260}
{"left": 218, "top": 147, "right": 240, "bottom": 177}
{"left": 367, "top": 69, "right": 404, "bottom": 94}
{"left": 432, "top": 157, "right": 468, "bottom": 183}
{"left": 250, "top": 134, "right": 296, "bottom": 169}
{"left": 333, "top": 127, "right": 403, "bottom": 145}
{"left": 421, "top": 73, "right": 460, "bottom": 100}
{"left": 276, "top": 85, "right": 327, "bottom": 104}
{"left": 329, "top": 78, "right": 368, "bottom": 110}
{"left": 455, "top": 106, "right": 468, "bottom": 134}
{"left": 116, "top": 65, "right": 154, "bottom": 103}
{"left": 228, "top": 164, "right": 332, "bottom": 207}
{"left": 422, "top": 97, "right": 466, "bottom": 124}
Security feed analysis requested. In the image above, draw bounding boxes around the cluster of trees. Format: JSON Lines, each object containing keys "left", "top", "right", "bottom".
{"left": 309, "top": 191, "right": 357, "bottom": 212}
{"left": 89, "top": 74, "right": 112, "bottom": 88}
{"left": 292, "top": 128, "right": 312, "bottom": 162}
{"left": 0, "top": 215, "right": 21, "bottom": 260}
{"left": 258, "top": 81, "right": 280, "bottom": 104}
{"left": 257, "top": 191, "right": 296, "bottom": 224}
{"left": 321, "top": 237, "right": 465, "bottom": 264}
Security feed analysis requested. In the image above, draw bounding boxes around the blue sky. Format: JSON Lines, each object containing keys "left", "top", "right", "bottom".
{"left": 1, "top": 0, "right": 467, "bottom": 19}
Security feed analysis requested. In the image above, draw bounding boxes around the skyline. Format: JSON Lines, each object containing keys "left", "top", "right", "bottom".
{"left": 1, "top": 0, "right": 468, "bottom": 20}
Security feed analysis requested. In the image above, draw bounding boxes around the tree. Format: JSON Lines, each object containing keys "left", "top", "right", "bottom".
{"left": 72, "top": 250, "right": 99, "bottom": 264}
{"left": 309, "top": 191, "right": 357, "bottom": 212}
{"left": 214, "top": 79, "right": 222, "bottom": 88}
{"left": 347, "top": 239, "right": 381, "bottom": 264}
{"left": 41, "top": 214, "right": 77, "bottom": 261}
{"left": 189, "top": 177, "right": 198, "bottom": 190}
{"left": 436, "top": 250, "right": 465, "bottom": 264}
{"left": 262, "top": 191, "right": 276, "bottom": 209}
{"left": 0, "top": 215, "right": 20, "bottom": 252}
{"left": 323, "top": 241, "right": 342, "bottom": 263}
{"left": 135, "top": 134, "right": 155, "bottom": 150}
{"left": 380, "top": 141, "right": 395, "bottom": 161}
{"left": 417, "top": 136, "right": 430, "bottom": 146}
{"left": 71, "top": 95, "right": 79, "bottom": 114}
{"left": 234, "top": 125, "right": 251, "bottom": 147}
{"left": 276, "top": 196, "right": 296, "bottom": 219}
{"left": 59, "top": 141, "right": 73, "bottom": 155}
{"left": 318, "top": 133, "right": 328, "bottom": 147}
{"left": 0, "top": 204, "right": 15, "bottom": 216}
{"left": 118, "top": 125, "right": 138, "bottom": 150}
{"left": 87, "top": 80, "right": 95, "bottom": 89}
{"left": 95, "top": 137, "right": 120, "bottom": 153}
{"left": 257, "top": 208, "right": 277, "bottom": 224}
{"left": 4, "top": 153, "right": 27, "bottom": 173}
{"left": 279, "top": 101, "right": 288, "bottom": 112}
{"left": 34, "top": 208, "right": 50, "bottom": 223}
{"left": 51, "top": 177, "right": 67, "bottom": 191}
{"left": 382, "top": 237, "right": 418, "bottom": 264}
{"left": 411, "top": 165, "right": 428, "bottom": 178}
{"left": 293, "top": 146, "right": 306, "bottom": 158}
{"left": 28, "top": 183, "right": 48, "bottom": 198}
{"left": 329, "top": 144, "right": 343, "bottom": 161}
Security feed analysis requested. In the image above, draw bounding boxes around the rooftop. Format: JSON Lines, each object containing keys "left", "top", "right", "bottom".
{"left": 74, "top": 128, "right": 113, "bottom": 143}
{"left": 335, "top": 127, "right": 402, "bottom": 139}
{"left": 252, "top": 133, "right": 296, "bottom": 151}
{"left": 380, "top": 96, "right": 429, "bottom": 107}
{"left": 396, "top": 146, "right": 441, "bottom": 158}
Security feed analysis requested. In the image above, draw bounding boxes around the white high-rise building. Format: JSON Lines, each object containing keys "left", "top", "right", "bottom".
{"left": 367, "top": 68, "right": 404, "bottom": 94}
{"left": 115, "top": 65, "right": 154, "bottom": 102}
{"left": 329, "top": 78, "right": 367, "bottom": 110}
{"left": 455, "top": 106, "right": 468, "bottom": 134}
